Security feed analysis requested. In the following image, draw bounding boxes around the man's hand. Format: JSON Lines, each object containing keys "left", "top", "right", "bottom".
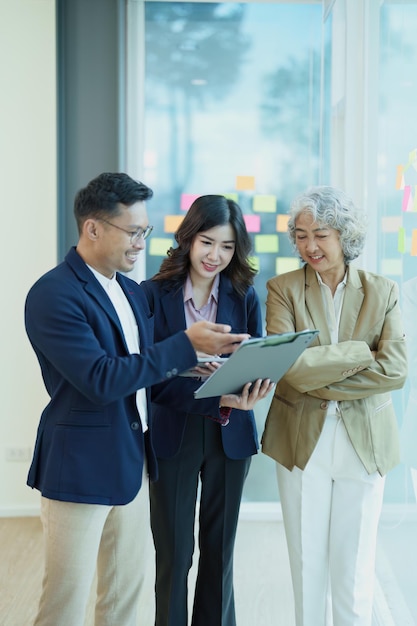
{"left": 220, "top": 378, "right": 275, "bottom": 411}
{"left": 185, "top": 321, "right": 250, "bottom": 356}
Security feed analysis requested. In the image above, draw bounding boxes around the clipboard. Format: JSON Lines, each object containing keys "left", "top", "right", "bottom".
{"left": 194, "top": 329, "right": 319, "bottom": 399}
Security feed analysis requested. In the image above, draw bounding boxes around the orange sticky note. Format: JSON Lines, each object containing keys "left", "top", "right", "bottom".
{"left": 164, "top": 215, "right": 184, "bottom": 233}
{"left": 411, "top": 230, "right": 417, "bottom": 256}
{"left": 236, "top": 175, "right": 255, "bottom": 191}
{"left": 276, "top": 214, "right": 290, "bottom": 232}
{"left": 396, "top": 165, "right": 405, "bottom": 190}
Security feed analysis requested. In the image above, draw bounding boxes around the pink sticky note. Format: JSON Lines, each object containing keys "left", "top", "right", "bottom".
{"left": 402, "top": 186, "right": 411, "bottom": 212}
{"left": 244, "top": 215, "right": 261, "bottom": 232}
{"left": 180, "top": 194, "right": 200, "bottom": 211}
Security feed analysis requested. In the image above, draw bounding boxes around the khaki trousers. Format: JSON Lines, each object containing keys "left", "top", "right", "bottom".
{"left": 33, "top": 471, "right": 151, "bottom": 626}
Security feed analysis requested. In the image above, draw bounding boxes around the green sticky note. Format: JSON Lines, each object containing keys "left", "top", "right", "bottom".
{"left": 253, "top": 195, "right": 277, "bottom": 213}
{"left": 254, "top": 234, "right": 279, "bottom": 253}
{"left": 398, "top": 227, "right": 406, "bottom": 253}
{"left": 248, "top": 255, "right": 260, "bottom": 272}
{"left": 275, "top": 257, "right": 300, "bottom": 275}
{"left": 149, "top": 238, "right": 173, "bottom": 256}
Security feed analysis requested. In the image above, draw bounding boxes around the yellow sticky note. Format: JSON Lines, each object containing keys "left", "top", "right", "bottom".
{"left": 248, "top": 256, "right": 260, "bottom": 272}
{"left": 396, "top": 165, "right": 405, "bottom": 190}
{"left": 398, "top": 227, "right": 406, "bottom": 253}
{"left": 411, "top": 230, "right": 417, "bottom": 256}
{"left": 381, "top": 259, "right": 402, "bottom": 276}
{"left": 381, "top": 216, "right": 402, "bottom": 233}
{"left": 276, "top": 214, "right": 290, "bottom": 232}
{"left": 149, "top": 238, "right": 173, "bottom": 256}
{"left": 236, "top": 175, "right": 255, "bottom": 191}
{"left": 254, "top": 234, "right": 279, "bottom": 254}
{"left": 275, "top": 257, "right": 300, "bottom": 275}
{"left": 253, "top": 195, "right": 276, "bottom": 213}
{"left": 164, "top": 215, "right": 184, "bottom": 233}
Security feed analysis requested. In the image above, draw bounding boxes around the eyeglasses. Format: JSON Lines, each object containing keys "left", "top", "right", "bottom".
{"left": 99, "top": 218, "right": 153, "bottom": 244}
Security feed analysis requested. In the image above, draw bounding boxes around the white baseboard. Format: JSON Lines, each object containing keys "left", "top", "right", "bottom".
{"left": 0, "top": 506, "right": 40, "bottom": 518}
{"left": 1, "top": 501, "right": 417, "bottom": 523}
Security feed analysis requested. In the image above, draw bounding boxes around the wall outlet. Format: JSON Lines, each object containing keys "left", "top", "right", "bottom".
{"left": 5, "top": 446, "right": 32, "bottom": 462}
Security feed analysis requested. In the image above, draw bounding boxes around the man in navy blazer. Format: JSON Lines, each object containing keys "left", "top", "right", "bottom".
{"left": 25, "top": 172, "right": 249, "bottom": 626}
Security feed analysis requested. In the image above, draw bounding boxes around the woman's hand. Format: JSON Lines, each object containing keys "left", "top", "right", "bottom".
{"left": 220, "top": 378, "right": 275, "bottom": 411}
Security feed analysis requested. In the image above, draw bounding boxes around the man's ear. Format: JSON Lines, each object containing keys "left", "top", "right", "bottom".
{"left": 84, "top": 218, "right": 99, "bottom": 241}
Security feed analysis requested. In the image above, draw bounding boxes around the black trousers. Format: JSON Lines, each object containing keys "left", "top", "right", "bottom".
{"left": 150, "top": 413, "right": 251, "bottom": 626}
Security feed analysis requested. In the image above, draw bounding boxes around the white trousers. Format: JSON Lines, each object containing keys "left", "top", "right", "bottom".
{"left": 33, "top": 471, "right": 151, "bottom": 626}
{"left": 276, "top": 414, "right": 385, "bottom": 626}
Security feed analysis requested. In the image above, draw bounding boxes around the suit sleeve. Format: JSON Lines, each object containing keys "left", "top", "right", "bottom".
{"left": 266, "top": 277, "right": 407, "bottom": 399}
{"left": 25, "top": 276, "right": 197, "bottom": 405}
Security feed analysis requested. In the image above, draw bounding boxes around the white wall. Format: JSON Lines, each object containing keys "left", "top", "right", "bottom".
{"left": 0, "top": 0, "right": 56, "bottom": 515}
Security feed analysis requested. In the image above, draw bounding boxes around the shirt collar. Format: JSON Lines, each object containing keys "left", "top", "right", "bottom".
{"left": 315, "top": 270, "right": 347, "bottom": 288}
{"left": 183, "top": 273, "right": 220, "bottom": 305}
{"left": 88, "top": 264, "right": 117, "bottom": 292}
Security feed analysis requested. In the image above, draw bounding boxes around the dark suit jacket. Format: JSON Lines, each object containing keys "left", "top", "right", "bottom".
{"left": 140, "top": 275, "right": 261, "bottom": 460}
{"left": 24, "top": 247, "right": 198, "bottom": 505}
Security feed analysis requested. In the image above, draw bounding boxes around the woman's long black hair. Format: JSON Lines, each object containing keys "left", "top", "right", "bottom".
{"left": 152, "top": 195, "right": 256, "bottom": 296}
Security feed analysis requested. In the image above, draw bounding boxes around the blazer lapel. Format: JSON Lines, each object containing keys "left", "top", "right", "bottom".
{"left": 160, "top": 285, "right": 187, "bottom": 334}
{"left": 216, "top": 277, "right": 237, "bottom": 326}
{"left": 339, "top": 265, "right": 364, "bottom": 341}
{"left": 304, "top": 265, "right": 332, "bottom": 345}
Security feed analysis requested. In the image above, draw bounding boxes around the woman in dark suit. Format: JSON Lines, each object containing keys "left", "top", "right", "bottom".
{"left": 141, "top": 195, "right": 273, "bottom": 626}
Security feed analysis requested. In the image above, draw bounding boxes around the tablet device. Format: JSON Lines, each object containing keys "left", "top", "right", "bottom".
{"left": 194, "top": 329, "right": 319, "bottom": 399}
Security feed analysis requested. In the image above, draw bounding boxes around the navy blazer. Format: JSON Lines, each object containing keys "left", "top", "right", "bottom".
{"left": 140, "top": 275, "right": 261, "bottom": 460}
{"left": 25, "top": 248, "right": 198, "bottom": 505}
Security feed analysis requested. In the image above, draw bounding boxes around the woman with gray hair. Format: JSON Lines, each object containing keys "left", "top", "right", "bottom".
{"left": 261, "top": 186, "right": 407, "bottom": 626}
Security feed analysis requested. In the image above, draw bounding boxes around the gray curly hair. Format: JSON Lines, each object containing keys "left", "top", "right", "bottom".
{"left": 287, "top": 186, "right": 367, "bottom": 263}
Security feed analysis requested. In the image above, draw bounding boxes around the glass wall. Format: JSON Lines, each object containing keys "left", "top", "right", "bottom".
{"left": 141, "top": 1, "right": 326, "bottom": 501}
{"left": 127, "top": 0, "right": 417, "bottom": 505}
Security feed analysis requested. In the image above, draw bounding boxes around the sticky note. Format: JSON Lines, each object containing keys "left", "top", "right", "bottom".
{"left": 164, "top": 215, "right": 184, "bottom": 233}
{"left": 411, "top": 230, "right": 417, "bottom": 256}
{"left": 236, "top": 176, "right": 255, "bottom": 191}
{"left": 180, "top": 194, "right": 200, "bottom": 211}
{"left": 149, "top": 238, "right": 173, "bottom": 256}
{"left": 414, "top": 186, "right": 417, "bottom": 211}
{"left": 395, "top": 165, "right": 405, "bottom": 190}
{"left": 381, "top": 259, "right": 402, "bottom": 276}
{"left": 409, "top": 148, "right": 417, "bottom": 170}
{"left": 254, "top": 234, "right": 279, "bottom": 254}
{"left": 244, "top": 215, "right": 261, "bottom": 232}
{"left": 276, "top": 214, "right": 290, "bottom": 232}
{"left": 398, "top": 227, "right": 406, "bottom": 253}
{"left": 248, "top": 256, "right": 260, "bottom": 272}
{"left": 381, "top": 216, "right": 402, "bottom": 233}
{"left": 402, "top": 186, "right": 412, "bottom": 212}
{"left": 223, "top": 193, "right": 239, "bottom": 202}
{"left": 275, "top": 257, "right": 300, "bottom": 275}
{"left": 253, "top": 195, "right": 276, "bottom": 213}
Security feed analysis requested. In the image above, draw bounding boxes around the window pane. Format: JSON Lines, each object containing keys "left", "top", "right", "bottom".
{"left": 143, "top": 1, "right": 325, "bottom": 501}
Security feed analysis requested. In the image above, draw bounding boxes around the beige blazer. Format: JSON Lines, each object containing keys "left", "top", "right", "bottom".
{"left": 261, "top": 264, "right": 407, "bottom": 476}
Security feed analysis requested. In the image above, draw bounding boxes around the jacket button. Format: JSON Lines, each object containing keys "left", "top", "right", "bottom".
{"left": 131, "top": 421, "right": 140, "bottom": 430}
{"left": 171, "top": 368, "right": 178, "bottom": 376}
{"left": 320, "top": 401, "right": 328, "bottom": 410}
